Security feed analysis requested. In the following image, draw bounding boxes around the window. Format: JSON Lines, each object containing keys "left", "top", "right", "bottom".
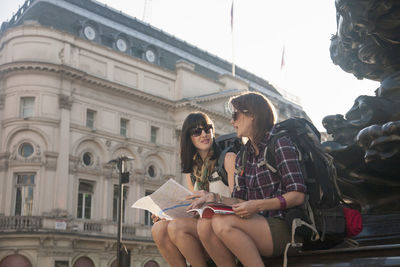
{"left": 15, "top": 173, "right": 35, "bottom": 216}
{"left": 82, "top": 152, "right": 93, "bottom": 166}
{"left": 147, "top": 165, "right": 156, "bottom": 178}
{"left": 150, "top": 126, "right": 158, "bottom": 144}
{"left": 55, "top": 261, "right": 69, "bottom": 267}
{"left": 144, "top": 190, "right": 154, "bottom": 226}
{"left": 144, "top": 260, "right": 160, "bottom": 267}
{"left": 120, "top": 118, "right": 128, "bottom": 137}
{"left": 20, "top": 97, "right": 34, "bottom": 118}
{"left": 19, "top": 143, "right": 34, "bottom": 158}
{"left": 113, "top": 185, "right": 128, "bottom": 222}
{"left": 86, "top": 109, "right": 96, "bottom": 129}
{"left": 116, "top": 38, "right": 128, "bottom": 52}
{"left": 77, "top": 181, "right": 93, "bottom": 219}
{"left": 83, "top": 25, "right": 97, "bottom": 41}
{"left": 145, "top": 49, "right": 156, "bottom": 63}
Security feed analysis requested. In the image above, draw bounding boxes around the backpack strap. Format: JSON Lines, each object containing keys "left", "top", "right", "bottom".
{"left": 211, "top": 145, "right": 231, "bottom": 186}
{"left": 283, "top": 218, "right": 320, "bottom": 267}
{"left": 257, "top": 133, "right": 284, "bottom": 173}
{"left": 257, "top": 143, "right": 277, "bottom": 173}
{"left": 234, "top": 148, "right": 247, "bottom": 191}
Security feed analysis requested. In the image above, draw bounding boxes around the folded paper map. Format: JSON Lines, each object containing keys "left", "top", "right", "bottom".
{"left": 131, "top": 178, "right": 194, "bottom": 220}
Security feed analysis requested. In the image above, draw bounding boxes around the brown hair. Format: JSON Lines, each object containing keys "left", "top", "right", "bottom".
{"left": 230, "top": 92, "right": 277, "bottom": 145}
{"left": 180, "top": 112, "right": 218, "bottom": 173}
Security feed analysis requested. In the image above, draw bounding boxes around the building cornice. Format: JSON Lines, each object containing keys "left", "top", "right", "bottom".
{"left": 69, "top": 123, "right": 176, "bottom": 154}
{"left": 2, "top": 117, "right": 60, "bottom": 129}
{"left": 0, "top": 61, "right": 176, "bottom": 108}
{"left": 180, "top": 88, "right": 246, "bottom": 104}
{"left": 176, "top": 101, "right": 231, "bottom": 122}
{"left": 0, "top": 61, "right": 251, "bottom": 122}
{"left": 0, "top": 230, "right": 156, "bottom": 244}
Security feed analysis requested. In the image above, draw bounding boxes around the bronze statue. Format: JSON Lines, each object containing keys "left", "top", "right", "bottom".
{"left": 324, "top": 0, "right": 400, "bottom": 213}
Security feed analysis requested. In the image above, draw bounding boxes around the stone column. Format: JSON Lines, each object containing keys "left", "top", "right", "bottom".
{"left": 54, "top": 93, "right": 72, "bottom": 214}
{"left": 0, "top": 94, "right": 5, "bottom": 215}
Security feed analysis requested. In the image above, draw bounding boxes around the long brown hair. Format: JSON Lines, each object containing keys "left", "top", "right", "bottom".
{"left": 230, "top": 92, "right": 277, "bottom": 145}
{"left": 180, "top": 112, "right": 218, "bottom": 173}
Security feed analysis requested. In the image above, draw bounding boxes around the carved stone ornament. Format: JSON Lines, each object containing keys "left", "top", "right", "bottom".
{"left": 59, "top": 94, "right": 73, "bottom": 110}
{"left": 9, "top": 142, "right": 42, "bottom": 163}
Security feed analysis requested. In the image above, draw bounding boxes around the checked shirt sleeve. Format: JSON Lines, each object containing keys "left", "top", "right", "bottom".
{"left": 274, "top": 136, "right": 306, "bottom": 193}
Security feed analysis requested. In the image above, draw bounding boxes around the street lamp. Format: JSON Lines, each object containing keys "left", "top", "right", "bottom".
{"left": 108, "top": 156, "right": 134, "bottom": 267}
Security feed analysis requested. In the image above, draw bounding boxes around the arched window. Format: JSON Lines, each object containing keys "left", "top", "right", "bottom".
{"left": 73, "top": 256, "right": 94, "bottom": 267}
{"left": 0, "top": 255, "right": 32, "bottom": 267}
{"left": 144, "top": 260, "right": 159, "bottom": 267}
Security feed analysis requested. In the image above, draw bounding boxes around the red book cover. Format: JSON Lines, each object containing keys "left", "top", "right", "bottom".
{"left": 187, "top": 203, "right": 234, "bottom": 218}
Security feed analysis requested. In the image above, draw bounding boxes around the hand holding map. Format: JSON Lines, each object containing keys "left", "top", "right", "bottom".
{"left": 131, "top": 179, "right": 194, "bottom": 220}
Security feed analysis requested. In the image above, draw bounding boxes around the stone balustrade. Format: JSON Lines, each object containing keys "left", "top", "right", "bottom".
{"left": 0, "top": 216, "right": 42, "bottom": 230}
{"left": 83, "top": 221, "right": 102, "bottom": 232}
{"left": 0, "top": 216, "right": 146, "bottom": 240}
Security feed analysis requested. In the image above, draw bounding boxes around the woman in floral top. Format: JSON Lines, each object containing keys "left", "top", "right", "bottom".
{"left": 151, "top": 112, "right": 236, "bottom": 267}
{"left": 191, "top": 92, "right": 307, "bottom": 267}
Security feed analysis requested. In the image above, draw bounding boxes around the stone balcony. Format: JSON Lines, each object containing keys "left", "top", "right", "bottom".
{"left": 0, "top": 215, "right": 42, "bottom": 231}
{"left": 0, "top": 215, "right": 153, "bottom": 241}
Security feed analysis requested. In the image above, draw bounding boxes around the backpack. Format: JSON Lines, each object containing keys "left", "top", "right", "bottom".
{"left": 238, "top": 118, "right": 361, "bottom": 249}
{"left": 265, "top": 118, "right": 364, "bottom": 267}
{"left": 212, "top": 133, "right": 243, "bottom": 186}
{"left": 267, "top": 118, "right": 346, "bottom": 246}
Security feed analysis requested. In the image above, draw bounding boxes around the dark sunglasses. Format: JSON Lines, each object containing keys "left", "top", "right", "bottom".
{"left": 231, "top": 109, "right": 249, "bottom": 121}
{"left": 190, "top": 124, "right": 213, "bottom": 137}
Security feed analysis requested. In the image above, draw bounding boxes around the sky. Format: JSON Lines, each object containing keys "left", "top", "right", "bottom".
{"left": 1, "top": 0, "right": 380, "bottom": 131}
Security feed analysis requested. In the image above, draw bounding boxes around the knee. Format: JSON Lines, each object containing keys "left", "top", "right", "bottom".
{"left": 212, "top": 215, "right": 234, "bottom": 238}
{"left": 167, "top": 219, "right": 183, "bottom": 242}
{"left": 151, "top": 220, "right": 169, "bottom": 243}
{"left": 197, "top": 218, "right": 212, "bottom": 240}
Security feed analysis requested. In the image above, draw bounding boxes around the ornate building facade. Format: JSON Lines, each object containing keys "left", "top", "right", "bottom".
{"left": 0, "top": 1, "right": 309, "bottom": 267}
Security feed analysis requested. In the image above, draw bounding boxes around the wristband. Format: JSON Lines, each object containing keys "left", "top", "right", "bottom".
{"left": 277, "top": 195, "right": 286, "bottom": 210}
{"left": 211, "top": 193, "right": 217, "bottom": 203}
{"left": 217, "top": 193, "right": 222, "bottom": 204}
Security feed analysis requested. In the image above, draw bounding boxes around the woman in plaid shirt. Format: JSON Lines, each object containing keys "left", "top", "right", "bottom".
{"left": 191, "top": 92, "right": 307, "bottom": 267}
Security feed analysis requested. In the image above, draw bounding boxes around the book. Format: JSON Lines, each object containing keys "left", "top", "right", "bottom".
{"left": 187, "top": 203, "right": 234, "bottom": 218}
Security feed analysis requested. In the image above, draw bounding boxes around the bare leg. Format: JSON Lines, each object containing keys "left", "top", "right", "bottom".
{"left": 152, "top": 220, "right": 187, "bottom": 267}
{"left": 212, "top": 214, "right": 273, "bottom": 267}
{"left": 168, "top": 217, "right": 208, "bottom": 267}
{"left": 197, "top": 218, "right": 237, "bottom": 267}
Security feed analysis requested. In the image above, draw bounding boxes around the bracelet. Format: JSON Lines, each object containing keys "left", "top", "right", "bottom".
{"left": 211, "top": 193, "right": 216, "bottom": 203}
{"left": 212, "top": 192, "right": 222, "bottom": 203}
{"left": 276, "top": 195, "right": 286, "bottom": 210}
{"left": 217, "top": 193, "right": 223, "bottom": 204}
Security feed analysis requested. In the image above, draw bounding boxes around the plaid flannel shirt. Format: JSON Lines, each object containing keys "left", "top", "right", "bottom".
{"left": 232, "top": 130, "right": 306, "bottom": 218}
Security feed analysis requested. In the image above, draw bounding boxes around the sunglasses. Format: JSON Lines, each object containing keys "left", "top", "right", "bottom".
{"left": 190, "top": 124, "right": 213, "bottom": 137}
{"left": 231, "top": 109, "right": 249, "bottom": 121}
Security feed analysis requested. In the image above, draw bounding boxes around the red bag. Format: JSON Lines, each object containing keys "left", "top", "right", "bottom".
{"left": 343, "top": 207, "right": 363, "bottom": 237}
